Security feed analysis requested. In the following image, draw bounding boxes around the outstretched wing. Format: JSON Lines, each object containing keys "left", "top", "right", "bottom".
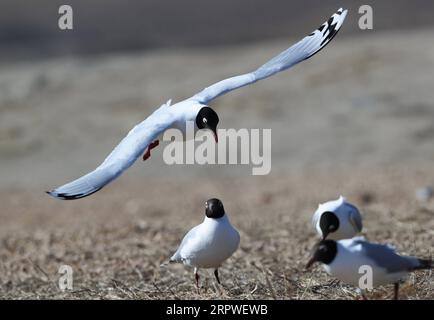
{"left": 47, "top": 103, "right": 174, "bottom": 200}
{"left": 190, "top": 8, "right": 347, "bottom": 104}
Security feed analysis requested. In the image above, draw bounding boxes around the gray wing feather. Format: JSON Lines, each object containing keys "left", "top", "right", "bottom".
{"left": 349, "top": 210, "right": 363, "bottom": 232}
{"left": 47, "top": 103, "right": 174, "bottom": 200}
{"left": 191, "top": 8, "right": 347, "bottom": 104}
{"left": 354, "top": 240, "right": 419, "bottom": 273}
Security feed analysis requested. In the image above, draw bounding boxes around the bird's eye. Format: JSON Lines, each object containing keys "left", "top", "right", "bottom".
{"left": 203, "top": 118, "right": 207, "bottom": 124}
{"left": 329, "top": 225, "right": 335, "bottom": 230}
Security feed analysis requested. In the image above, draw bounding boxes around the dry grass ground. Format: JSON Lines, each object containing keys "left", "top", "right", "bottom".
{"left": 0, "top": 168, "right": 432, "bottom": 299}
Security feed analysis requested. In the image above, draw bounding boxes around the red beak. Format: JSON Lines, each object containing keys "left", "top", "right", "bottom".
{"left": 305, "top": 257, "right": 316, "bottom": 270}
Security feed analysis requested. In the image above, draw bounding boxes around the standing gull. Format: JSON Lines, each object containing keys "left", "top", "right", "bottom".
{"left": 47, "top": 8, "right": 347, "bottom": 200}
{"left": 168, "top": 198, "right": 240, "bottom": 289}
{"left": 306, "top": 237, "right": 432, "bottom": 299}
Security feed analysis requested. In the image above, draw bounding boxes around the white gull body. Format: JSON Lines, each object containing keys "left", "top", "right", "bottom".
{"left": 170, "top": 213, "right": 240, "bottom": 269}
{"left": 325, "top": 238, "right": 426, "bottom": 287}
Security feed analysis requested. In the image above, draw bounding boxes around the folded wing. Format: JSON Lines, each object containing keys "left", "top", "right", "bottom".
{"left": 353, "top": 239, "right": 419, "bottom": 273}
{"left": 170, "top": 225, "right": 201, "bottom": 262}
{"left": 190, "top": 8, "right": 347, "bottom": 104}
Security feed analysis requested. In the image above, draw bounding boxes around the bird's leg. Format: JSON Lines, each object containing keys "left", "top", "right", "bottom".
{"left": 355, "top": 288, "right": 368, "bottom": 300}
{"left": 394, "top": 283, "right": 399, "bottom": 300}
{"left": 142, "top": 140, "right": 159, "bottom": 161}
{"left": 214, "top": 269, "right": 221, "bottom": 284}
{"left": 194, "top": 268, "right": 200, "bottom": 293}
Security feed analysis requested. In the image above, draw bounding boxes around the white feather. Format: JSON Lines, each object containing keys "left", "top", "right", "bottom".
{"left": 190, "top": 8, "right": 347, "bottom": 104}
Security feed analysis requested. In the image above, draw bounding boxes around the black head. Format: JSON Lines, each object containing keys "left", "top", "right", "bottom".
{"left": 196, "top": 107, "right": 219, "bottom": 142}
{"left": 306, "top": 240, "right": 338, "bottom": 269}
{"left": 319, "top": 211, "right": 340, "bottom": 239}
{"left": 205, "top": 198, "right": 225, "bottom": 219}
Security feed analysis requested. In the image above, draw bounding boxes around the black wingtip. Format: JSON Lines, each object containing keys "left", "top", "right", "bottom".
{"left": 416, "top": 259, "right": 432, "bottom": 270}
{"left": 46, "top": 190, "right": 69, "bottom": 200}
{"left": 45, "top": 187, "right": 103, "bottom": 200}
{"left": 46, "top": 190, "right": 56, "bottom": 197}
{"left": 45, "top": 189, "right": 79, "bottom": 200}
{"left": 306, "top": 8, "right": 347, "bottom": 60}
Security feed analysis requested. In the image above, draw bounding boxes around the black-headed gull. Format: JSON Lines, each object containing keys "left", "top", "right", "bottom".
{"left": 306, "top": 238, "right": 432, "bottom": 299}
{"left": 312, "top": 196, "right": 363, "bottom": 240}
{"left": 47, "top": 8, "right": 347, "bottom": 200}
{"left": 169, "top": 198, "right": 240, "bottom": 289}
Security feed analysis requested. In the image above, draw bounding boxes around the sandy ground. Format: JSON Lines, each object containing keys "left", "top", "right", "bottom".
{"left": 0, "top": 29, "right": 434, "bottom": 299}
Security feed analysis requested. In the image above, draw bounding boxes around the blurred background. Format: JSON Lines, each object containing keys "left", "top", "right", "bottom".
{"left": 2, "top": 0, "right": 434, "bottom": 60}
{"left": 2, "top": 0, "right": 434, "bottom": 186}
{"left": 0, "top": 0, "right": 433, "bottom": 299}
